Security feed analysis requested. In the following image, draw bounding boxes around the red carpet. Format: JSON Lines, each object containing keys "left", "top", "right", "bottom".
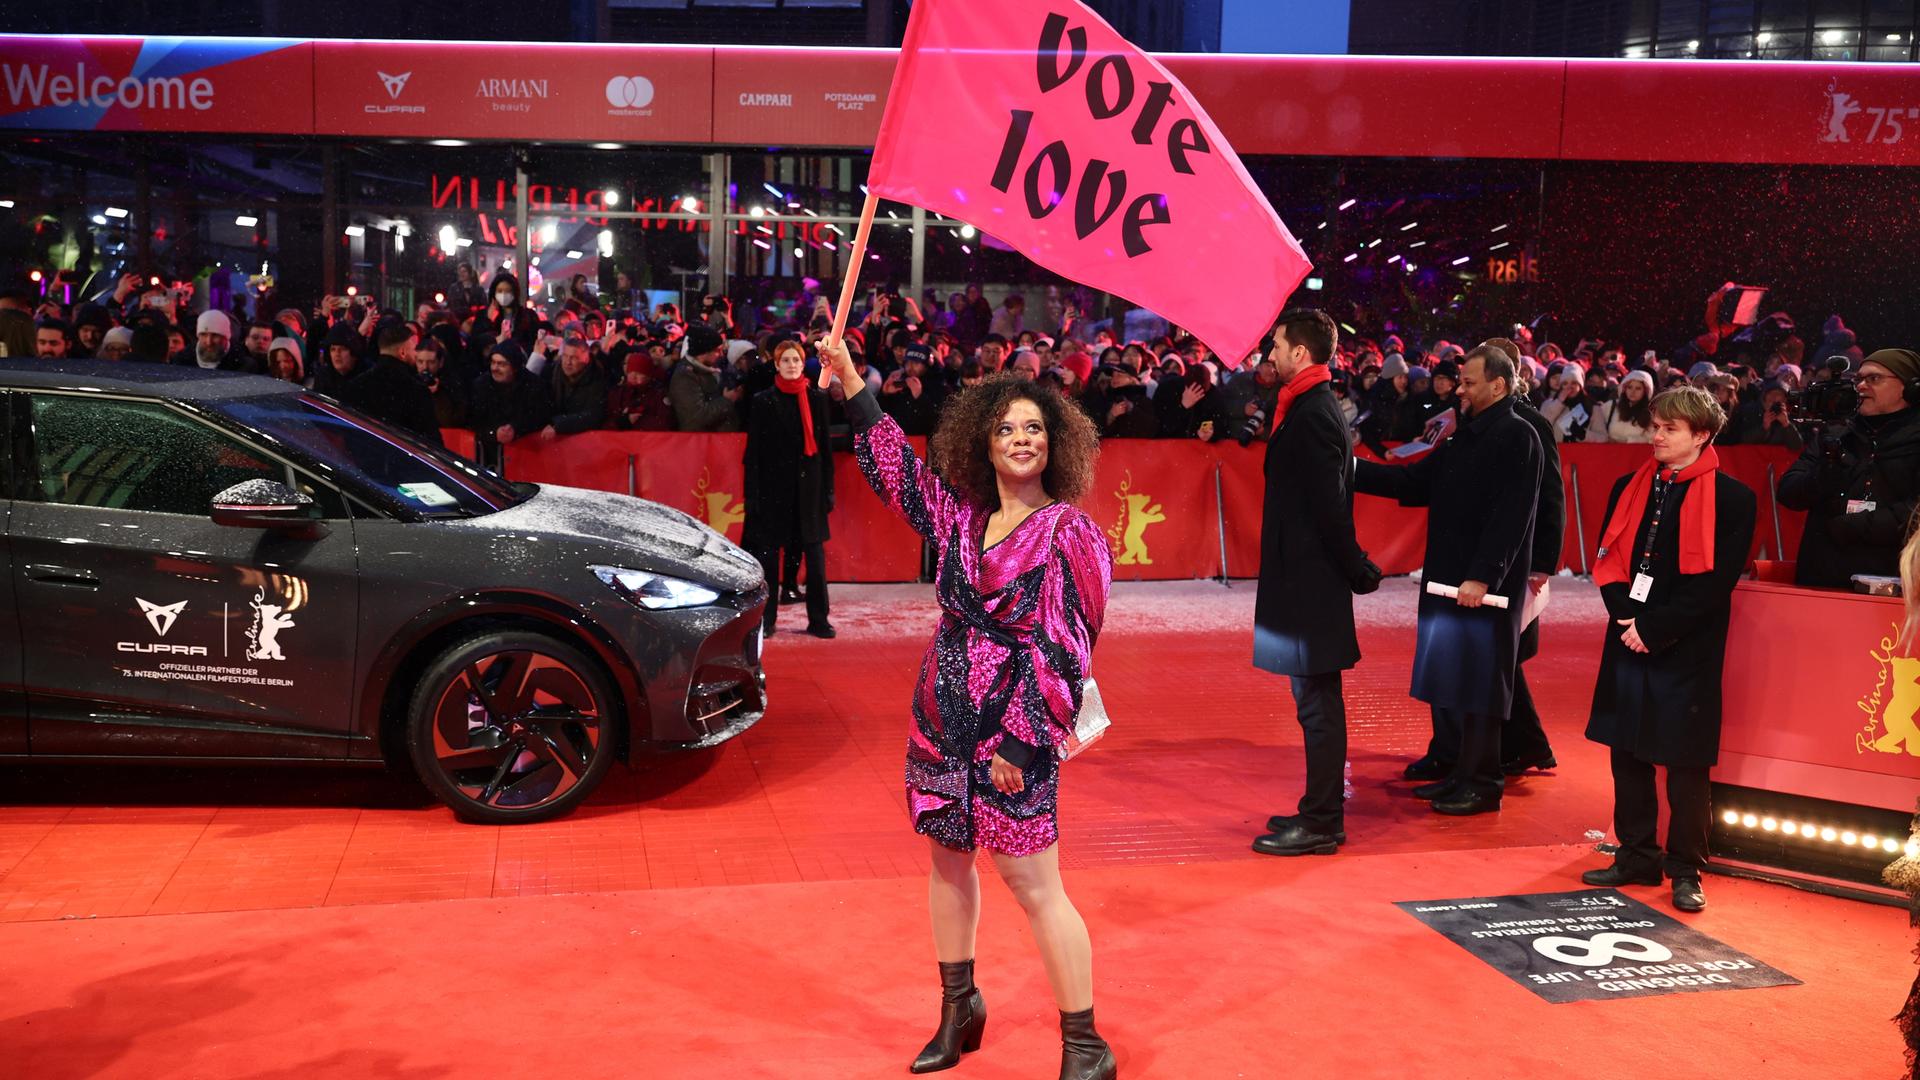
{"left": 0, "top": 580, "right": 1909, "bottom": 1077}
{"left": 0, "top": 845, "right": 1901, "bottom": 1079}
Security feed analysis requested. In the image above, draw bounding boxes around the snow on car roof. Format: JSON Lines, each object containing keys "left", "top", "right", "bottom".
{"left": 0, "top": 358, "right": 300, "bottom": 401}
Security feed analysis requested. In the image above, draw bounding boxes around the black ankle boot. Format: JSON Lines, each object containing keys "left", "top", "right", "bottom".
{"left": 910, "top": 960, "right": 985, "bottom": 1074}
{"left": 1058, "top": 1006, "right": 1116, "bottom": 1080}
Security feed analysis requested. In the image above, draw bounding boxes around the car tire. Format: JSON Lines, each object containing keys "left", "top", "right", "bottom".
{"left": 406, "top": 630, "right": 620, "bottom": 824}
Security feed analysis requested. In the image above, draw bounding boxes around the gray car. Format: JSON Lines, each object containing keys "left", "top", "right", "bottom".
{"left": 0, "top": 359, "right": 767, "bottom": 823}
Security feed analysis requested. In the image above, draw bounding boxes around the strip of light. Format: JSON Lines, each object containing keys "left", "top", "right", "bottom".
{"left": 1721, "top": 809, "right": 1913, "bottom": 855}
{"left": 104, "top": 206, "right": 128, "bottom": 218}
{"left": 1399, "top": 221, "right": 1418, "bottom": 231}
{"left": 565, "top": 250, "right": 584, "bottom": 260}
{"left": 235, "top": 215, "right": 258, "bottom": 227}
{"left": 1451, "top": 256, "right": 1470, "bottom": 266}
{"left": 344, "top": 225, "right": 365, "bottom": 237}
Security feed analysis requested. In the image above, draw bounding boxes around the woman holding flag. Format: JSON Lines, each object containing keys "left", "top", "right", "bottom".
{"left": 1580, "top": 385, "right": 1756, "bottom": 913}
{"left": 819, "top": 338, "right": 1117, "bottom": 1079}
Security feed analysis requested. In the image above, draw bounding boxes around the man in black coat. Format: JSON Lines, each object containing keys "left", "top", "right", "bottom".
{"left": 1355, "top": 345, "right": 1542, "bottom": 816}
{"left": 1778, "top": 348, "right": 1920, "bottom": 588}
{"left": 879, "top": 343, "right": 947, "bottom": 436}
{"left": 1251, "top": 309, "right": 1382, "bottom": 857}
{"left": 1582, "top": 386, "right": 1756, "bottom": 913}
{"left": 1495, "top": 345, "right": 1565, "bottom": 777}
{"left": 743, "top": 345, "right": 836, "bottom": 638}
{"left": 540, "top": 334, "right": 610, "bottom": 439}
{"left": 341, "top": 321, "right": 446, "bottom": 449}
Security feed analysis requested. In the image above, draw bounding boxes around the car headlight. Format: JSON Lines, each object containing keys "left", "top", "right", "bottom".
{"left": 593, "top": 566, "right": 722, "bottom": 610}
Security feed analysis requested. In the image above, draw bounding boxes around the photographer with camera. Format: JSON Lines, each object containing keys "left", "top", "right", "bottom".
{"left": 1778, "top": 349, "right": 1920, "bottom": 588}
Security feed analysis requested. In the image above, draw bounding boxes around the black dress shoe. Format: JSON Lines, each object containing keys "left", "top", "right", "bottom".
{"left": 1672, "top": 877, "right": 1706, "bottom": 912}
{"left": 1264, "top": 813, "right": 1347, "bottom": 843}
{"left": 1403, "top": 755, "right": 1453, "bottom": 782}
{"left": 1252, "top": 823, "right": 1342, "bottom": 856}
{"left": 1432, "top": 790, "right": 1501, "bottom": 816}
{"left": 1502, "top": 751, "right": 1558, "bottom": 776}
{"left": 806, "top": 622, "right": 837, "bottom": 639}
{"left": 1411, "top": 778, "right": 1458, "bottom": 800}
{"left": 1580, "top": 862, "right": 1662, "bottom": 887}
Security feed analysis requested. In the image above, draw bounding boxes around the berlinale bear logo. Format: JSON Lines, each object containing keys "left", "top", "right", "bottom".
{"left": 246, "top": 587, "right": 296, "bottom": 662}
{"left": 1858, "top": 622, "right": 1920, "bottom": 755}
{"left": 692, "top": 467, "right": 745, "bottom": 540}
{"left": 1105, "top": 471, "right": 1164, "bottom": 566}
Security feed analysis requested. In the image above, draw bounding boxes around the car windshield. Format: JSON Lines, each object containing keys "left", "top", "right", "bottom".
{"left": 214, "top": 393, "right": 525, "bottom": 518}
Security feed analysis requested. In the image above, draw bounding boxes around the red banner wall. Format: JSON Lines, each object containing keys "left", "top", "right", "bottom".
{"left": 710, "top": 47, "right": 893, "bottom": 149}
{"left": 1078, "top": 441, "right": 1219, "bottom": 582}
{"left": 0, "top": 36, "right": 312, "bottom": 134}
{"left": 1720, "top": 582, "right": 1920, "bottom": 812}
{"left": 454, "top": 432, "right": 1803, "bottom": 585}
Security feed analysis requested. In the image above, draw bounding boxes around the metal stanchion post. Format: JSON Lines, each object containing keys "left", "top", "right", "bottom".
{"left": 628, "top": 455, "right": 638, "bottom": 498}
{"left": 1569, "top": 462, "right": 1590, "bottom": 576}
{"left": 1767, "top": 462, "right": 1785, "bottom": 562}
{"left": 1214, "top": 462, "right": 1231, "bottom": 586}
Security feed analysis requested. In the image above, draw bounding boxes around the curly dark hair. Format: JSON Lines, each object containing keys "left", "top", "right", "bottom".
{"left": 931, "top": 373, "right": 1100, "bottom": 507}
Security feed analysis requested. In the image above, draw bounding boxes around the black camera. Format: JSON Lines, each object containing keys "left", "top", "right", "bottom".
{"left": 1787, "top": 356, "right": 1858, "bottom": 428}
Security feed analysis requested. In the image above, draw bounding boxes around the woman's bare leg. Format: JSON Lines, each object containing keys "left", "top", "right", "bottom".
{"left": 991, "top": 844, "right": 1092, "bottom": 1010}
{"left": 928, "top": 837, "right": 981, "bottom": 962}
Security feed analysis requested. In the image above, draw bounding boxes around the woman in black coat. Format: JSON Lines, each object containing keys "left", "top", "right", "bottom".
{"left": 1582, "top": 387, "right": 1756, "bottom": 913}
{"left": 743, "top": 340, "right": 835, "bottom": 638}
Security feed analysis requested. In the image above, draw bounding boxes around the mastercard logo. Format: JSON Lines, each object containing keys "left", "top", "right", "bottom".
{"left": 605, "top": 75, "right": 655, "bottom": 109}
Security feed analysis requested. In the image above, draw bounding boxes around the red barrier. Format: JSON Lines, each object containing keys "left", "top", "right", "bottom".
{"left": 446, "top": 430, "right": 1806, "bottom": 584}
{"left": 1081, "top": 441, "right": 1219, "bottom": 581}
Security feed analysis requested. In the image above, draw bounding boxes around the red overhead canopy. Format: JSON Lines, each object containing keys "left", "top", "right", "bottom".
{"left": 2, "top": 34, "right": 1916, "bottom": 166}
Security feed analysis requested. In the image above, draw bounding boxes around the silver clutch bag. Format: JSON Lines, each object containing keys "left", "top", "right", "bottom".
{"left": 1058, "top": 677, "right": 1111, "bottom": 761}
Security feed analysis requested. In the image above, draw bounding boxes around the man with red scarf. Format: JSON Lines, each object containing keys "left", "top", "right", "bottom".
{"left": 1582, "top": 385, "right": 1756, "bottom": 913}
{"left": 1252, "top": 309, "right": 1383, "bottom": 856}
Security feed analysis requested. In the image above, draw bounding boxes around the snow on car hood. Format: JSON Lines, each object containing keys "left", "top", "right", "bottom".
{"left": 450, "top": 483, "right": 763, "bottom": 594}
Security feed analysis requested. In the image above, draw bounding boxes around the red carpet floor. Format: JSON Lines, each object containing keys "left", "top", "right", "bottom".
{"left": 0, "top": 580, "right": 1909, "bottom": 1078}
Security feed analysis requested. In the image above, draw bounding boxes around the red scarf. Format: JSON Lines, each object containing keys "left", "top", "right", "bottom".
{"left": 1270, "top": 363, "right": 1333, "bottom": 436}
{"left": 776, "top": 374, "right": 818, "bottom": 457}
{"left": 1593, "top": 445, "right": 1719, "bottom": 587}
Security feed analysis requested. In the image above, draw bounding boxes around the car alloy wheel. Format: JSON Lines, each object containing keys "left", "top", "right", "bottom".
{"left": 407, "top": 631, "right": 618, "bottom": 823}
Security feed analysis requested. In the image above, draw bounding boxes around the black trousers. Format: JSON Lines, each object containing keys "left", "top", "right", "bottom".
{"left": 1435, "top": 707, "right": 1504, "bottom": 799}
{"left": 781, "top": 548, "right": 802, "bottom": 593}
{"left": 1611, "top": 747, "right": 1711, "bottom": 879}
{"left": 756, "top": 542, "right": 827, "bottom": 629}
{"left": 1288, "top": 672, "right": 1347, "bottom": 833}
{"left": 1499, "top": 665, "right": 1554, "bottom": 762}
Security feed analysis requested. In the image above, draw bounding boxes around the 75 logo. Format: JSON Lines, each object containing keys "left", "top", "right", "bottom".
{"left": 1823, "top": 84, "right": 1917, "bottom": 145}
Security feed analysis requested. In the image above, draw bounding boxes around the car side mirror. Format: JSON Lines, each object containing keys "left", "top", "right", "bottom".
{"left": 210, "top": 480, "right": 327, "bottom": 538}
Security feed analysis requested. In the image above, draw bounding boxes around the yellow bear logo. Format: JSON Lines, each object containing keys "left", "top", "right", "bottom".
{"left": 1872, "top": 656, "right": 1920, "bottom": 756}
{"left": 692, "top": 467, "right": 746, "bottom": 541}
{"left": 1106, "top": 472, "right": 1165, "bottom": 566}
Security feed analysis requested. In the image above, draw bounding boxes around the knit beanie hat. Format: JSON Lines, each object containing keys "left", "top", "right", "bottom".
{"left": 1865, "top": 348, "right": 1920, "bottom": 388}
{"left": 195, "top": 309, "right": 232, "bottom": 339}
{"left": 1380, "top": 352, "right": 1409, "bottom": 379}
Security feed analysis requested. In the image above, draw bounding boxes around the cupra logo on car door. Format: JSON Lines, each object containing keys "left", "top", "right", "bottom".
{"left": 136, "top": 597, "right": 187, "bottom": 637}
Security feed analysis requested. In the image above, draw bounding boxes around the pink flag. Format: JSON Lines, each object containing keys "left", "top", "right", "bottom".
{"left": 868, "top": 0, "right": 1311, "bottom": 364}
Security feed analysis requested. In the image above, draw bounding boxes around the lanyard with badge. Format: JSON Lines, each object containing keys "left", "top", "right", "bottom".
{"left": 1629, "top": 471, "right": 1674, "bottom": 603}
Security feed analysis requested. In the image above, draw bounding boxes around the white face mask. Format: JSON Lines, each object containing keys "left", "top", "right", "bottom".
{"left": 495, "top": 290, "right": 515, "bottom": 306}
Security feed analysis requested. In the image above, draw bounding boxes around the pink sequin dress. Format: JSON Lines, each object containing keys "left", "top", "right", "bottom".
{"left": 849, "top": 392, "right": 1112, "bottom": 856}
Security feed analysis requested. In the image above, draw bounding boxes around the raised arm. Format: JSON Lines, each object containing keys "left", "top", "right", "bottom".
{"left": 820, "top": 338, "right": 965, "bottom": 541}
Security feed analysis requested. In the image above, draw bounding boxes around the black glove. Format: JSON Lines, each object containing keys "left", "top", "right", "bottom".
{"left": 1349, "top": 556, "right": 1383, "bottom": 595}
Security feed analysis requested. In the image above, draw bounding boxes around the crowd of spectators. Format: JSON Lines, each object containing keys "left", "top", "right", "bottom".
{"left": 0, "top": 267, "right": 1873, "bottom": 467}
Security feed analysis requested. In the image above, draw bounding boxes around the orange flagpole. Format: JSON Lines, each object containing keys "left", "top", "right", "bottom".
{"left": 820, "top": 191, "right": 882, "bottom": 388}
